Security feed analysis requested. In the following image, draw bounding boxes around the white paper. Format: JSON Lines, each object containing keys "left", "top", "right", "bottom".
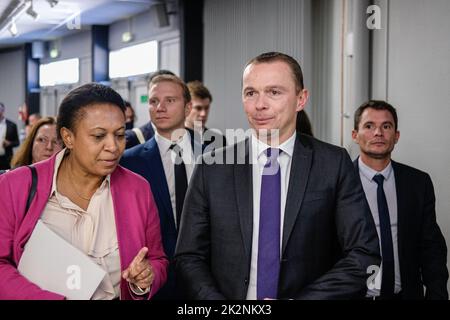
{"left": 18, "top": 220, "right": 107, "bottom": 300}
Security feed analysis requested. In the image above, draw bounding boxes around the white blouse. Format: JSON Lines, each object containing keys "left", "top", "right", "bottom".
{"left": 40, "top": 150, "right": 120, "bottom": 300}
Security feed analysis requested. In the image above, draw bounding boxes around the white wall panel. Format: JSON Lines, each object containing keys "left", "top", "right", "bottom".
{"left": 204, "top": 0, "right": 312, "bottom": 134}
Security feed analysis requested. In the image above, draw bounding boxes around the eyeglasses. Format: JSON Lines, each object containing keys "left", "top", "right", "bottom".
{"left": 35, "top": 136, "right": 61, "bottom": 147}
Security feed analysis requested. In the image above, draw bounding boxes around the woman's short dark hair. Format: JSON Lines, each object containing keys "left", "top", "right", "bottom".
{"left": 57, "top": 83, "right": 125, "bottom": 139}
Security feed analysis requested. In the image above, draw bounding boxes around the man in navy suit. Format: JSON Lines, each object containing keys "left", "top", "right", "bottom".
{"left": 352, "top": 100, "right": 448, "bottom": 300}
{"left": 120, "top": 74, "right": 198, "bottom": 299}
{"left": 124, "top": 70, "right": 175, "bottom": 149}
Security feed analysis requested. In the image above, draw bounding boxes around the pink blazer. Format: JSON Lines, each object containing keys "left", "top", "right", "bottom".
{"left": 0, "top": 154, "right": 168, "bottom": 300}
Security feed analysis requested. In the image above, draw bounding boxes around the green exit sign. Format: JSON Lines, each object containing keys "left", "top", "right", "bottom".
{"left": 140, "top": 95, "right": 148, "bottom": 103}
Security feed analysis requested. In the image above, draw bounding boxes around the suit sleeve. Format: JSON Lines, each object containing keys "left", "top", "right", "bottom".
{"left": 420, "top": 173, "right": 449, "bottom": 300}
{"left": 7, "top": 122, "right": 19, "bottom": 148}
{"left": 144, "top": 183, "right": 169, "bottom": 299}
{"left": 174, "top": 163, "right": 226, "bottom": 300}
{"left": 296, "top": 148, "right": 381, "bottom": 299}
{"left": 125, "top": 129, "right": 138, "bottom": 149}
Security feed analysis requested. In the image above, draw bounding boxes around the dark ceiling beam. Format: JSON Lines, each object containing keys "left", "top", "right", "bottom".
{"left": 179, "top": 0, "right": 204, "bottom": 82}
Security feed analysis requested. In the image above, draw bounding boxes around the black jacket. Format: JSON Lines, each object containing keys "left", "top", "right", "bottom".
{"left": 354, "top": 159, "right": 448, "bottom": 299}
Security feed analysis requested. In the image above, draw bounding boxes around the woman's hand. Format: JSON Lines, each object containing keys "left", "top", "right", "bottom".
{"left": 122, "top": 247, "right": 154, "bottom": 290}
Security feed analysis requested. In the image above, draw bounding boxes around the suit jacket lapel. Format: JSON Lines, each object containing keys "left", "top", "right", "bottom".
{"left": 143, "top": 139, "right": 176, "bottom": 230}
{"left": 391, "top": 160, "right": 406, "bottom": 272}
{"left": 234, "top": 139, "right": 253, "bottom": 258}
{"left": 282, "top": 135, "right": 313, "bottom": 254}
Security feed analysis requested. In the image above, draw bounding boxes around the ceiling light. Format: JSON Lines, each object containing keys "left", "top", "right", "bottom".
{"left": 46, "top": 0, "right": 59, "bottom": 8}
{"left": 26, "top": 2, "right": 39, "bottom": 20}
{"left": 49, "top": 47, "right": 59, "bottom": 58}
{"left": 122, "top": 31, "right": 133, "bottom": 43}
{"left": 8, "top": 21, "right": 18, "bottom": 37}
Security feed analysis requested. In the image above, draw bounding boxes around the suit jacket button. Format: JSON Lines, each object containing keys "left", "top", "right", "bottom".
{"left": 244, "top": 279, "right": 249, "bottom": 285}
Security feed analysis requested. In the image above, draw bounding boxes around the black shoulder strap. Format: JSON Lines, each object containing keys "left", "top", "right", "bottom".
{"left": 25, "top": 165, "right": 37, "bottom": 214}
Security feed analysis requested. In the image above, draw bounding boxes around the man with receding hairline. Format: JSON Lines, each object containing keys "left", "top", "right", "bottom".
{"left": 175, "top": 52, "right": 380, "bottom": 300}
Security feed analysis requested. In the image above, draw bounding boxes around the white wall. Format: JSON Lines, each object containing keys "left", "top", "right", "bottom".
{"left": 109, "top": 8, "right": 179, "bottom": 52}
{"left": 372, "top": 0, "right": 450, "bottom": 293}
{"left": 203, "top": 0, "right": 313, "bottom": 134}
{"left": 0, "top": 48, "right": 25, "bottom": 125}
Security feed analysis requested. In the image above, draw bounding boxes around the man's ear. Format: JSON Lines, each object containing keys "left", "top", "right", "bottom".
{"left": 395, "top": 130, "right": 400, "bottom": 144}
{"left": 60, "top": 127, "right": 74, "bottom": 149}
{"left": 185, "top": 101, "right": 192, "bottom": 118}
{"left": 351, "top": 129, "right": 359, "bottom": 143}
{"left": 296, "top": 89, "right": 309, "bottom": 112}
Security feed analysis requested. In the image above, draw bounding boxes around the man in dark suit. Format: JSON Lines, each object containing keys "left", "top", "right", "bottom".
{"left": 125, "top": 70, "right": 175, "bottom": 149}
{"left": 174, "top": 52, "right": 380, "bottom": 300}
{"left": 0, "top": 102, "right": 19, "bottom": 170}
{"left": 352, "top": 100, "right": 448, "bottom": 300}
{"left": 120, "top": 74, "right": 199, "bottom": 299}
{"left": 185, "top": 81, "right": 227, "bottom": 150}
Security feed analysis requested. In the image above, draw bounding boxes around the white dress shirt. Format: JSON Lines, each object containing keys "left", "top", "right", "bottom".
{"left": 246, "top": 132, "right": 296, "bottom": 300}
{"left": 358, "top": 157, "right": 402, "bottom": 296}
{"left": 41, "top": 149, "right": 121, "bottom": 299}
{"left": 155, "top": 130, "right": 195, "bottom": 228}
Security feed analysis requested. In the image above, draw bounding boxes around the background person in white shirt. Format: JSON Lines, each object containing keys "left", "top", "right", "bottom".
{"left": 185, "top": 80, "right": 227, "bottom": 149}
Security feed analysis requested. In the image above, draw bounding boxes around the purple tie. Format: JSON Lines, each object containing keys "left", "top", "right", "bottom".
{"left": 257, "top": 148, "right": 281, "bottom": 300}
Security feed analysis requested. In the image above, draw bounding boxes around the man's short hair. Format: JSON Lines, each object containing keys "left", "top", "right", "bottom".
{"left": 148, "top": 74, "right": 191, "bottom": 104}
{"left": 0, "top": 102, "right": 5, "bottom": 111}
{"left": 244, "top": 51, "right": 305, "bottom": 92}
{"left": 148, "top": 69, "right": 175, "bottom": 83}
{"left": 354, "top": 100, "right": 399, "bottom": 131}
{"left": 187, "top": 80, "right": 212, "bottom": 102}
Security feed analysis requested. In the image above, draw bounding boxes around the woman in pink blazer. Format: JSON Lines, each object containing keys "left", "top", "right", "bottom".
{"left": 0, "top": 83, "right": 168, "bottom": 300}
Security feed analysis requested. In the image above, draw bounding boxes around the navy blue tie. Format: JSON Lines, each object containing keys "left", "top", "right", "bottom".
{"left": 373, "top": 174, "right": 395, "bottom": 297}
{"left": 170, "top": 143, "right": 187, "bottom": 229}
{"left": 257, "top": 148, "right": 281, "bottom": 300}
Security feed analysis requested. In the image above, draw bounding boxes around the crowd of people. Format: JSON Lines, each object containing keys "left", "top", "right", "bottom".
{"left": 0, "top": 51, "right": 447, "bottom": 300}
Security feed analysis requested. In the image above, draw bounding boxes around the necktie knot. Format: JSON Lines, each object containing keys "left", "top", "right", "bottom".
{"left": 170, "top": 143, "right": 183, "bottom": 164}
{"left": 263, "top": 147, "right": 280, "bottom": 166}
{"left": 373, "top": 174, "right": 385, "bottom": 186}
{"left": 170, "top": 143, "right": 182, "bottom": 155}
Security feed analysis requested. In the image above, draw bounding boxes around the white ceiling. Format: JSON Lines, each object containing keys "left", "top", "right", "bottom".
{"left": 0, "top": 0, "right": 162, "bottom": 48}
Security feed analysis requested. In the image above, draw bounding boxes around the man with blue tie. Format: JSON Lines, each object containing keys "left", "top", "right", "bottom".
{"left": 124, "top": 70, "right": 175, "bottom": 149}
{"left": 174, "top": 52, "right": 381, "bottom": 299}
{"left": 352, "top": 100, "right": 448, "bottom": 300}
{"left": 120, "top": 74, "right": 198, "bottom": 299}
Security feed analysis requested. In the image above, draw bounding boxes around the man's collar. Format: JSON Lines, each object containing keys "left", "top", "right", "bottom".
{"left": 358, "top": 156, "right": 393, "bottom": 181}
{"left": 155, "top": 129, "right": 189, "bottom": 154}
{"left": 251, "top": 131, "right": 296, "bottom": 159}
